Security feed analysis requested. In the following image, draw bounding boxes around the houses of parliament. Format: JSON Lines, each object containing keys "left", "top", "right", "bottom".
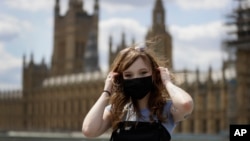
{"left": 0, "top": 0, "right": 249, "bottom": 136}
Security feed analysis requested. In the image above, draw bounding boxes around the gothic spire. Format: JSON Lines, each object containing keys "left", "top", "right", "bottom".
{"left": 55, "top": 0, "right": 60, "bottom": 16}
{"left": 30, "top": 52, "right": 34, "bottom": 65}
{"left": 94, "top": 0, "right": 99, "bottom": 15}
{"left": 109, "top": 35, "right": 113, "bottom": 67}
{"left": 153, "top": 0, "right": 165, "bottom": 28}
{"left": 196, "top": 67, "right": 200, "bottom": 84}
{"left": 23, "top": 54, "right": 26, "bottom": 67}
{"left": 109, "top": 35, "right": 113, "bottom": 52}
{"left": 121, "top": 31, "right": 126, "bottom": 49}
{"left": 207, "top": 65, "right": 213, "bottom": 86}
{"left": 155, "top": 0, "right": 164, "bottom": 10}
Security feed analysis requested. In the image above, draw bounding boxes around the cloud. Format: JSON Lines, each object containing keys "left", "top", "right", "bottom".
{"left": 0, "top": 8, "right": 32, "bottom": 90}
{"left": 0, "top": 14, "right": 32, "bottom": 42}
{"left": 174, "top": 0, "right": 230, "bottom": 10}
{"left": 169, "top": 21, "right": 225, "bottom": 71}
{"left": 102, "top": 3, "right": 134, "bottom": 13}
{"left": 4, "top": 0, "right": 53, "bottom": 12}
{"left": 99, "top": 0, "right": 162, "bottom": 13}
{"left": 0, "top": 68, "right": 21, "bottom": 90}
{"left": 3, "top": 0, "right": 232, "bottom": 14}
{"left": 174, "top": 42, "right": 222, "bottom": 71}
{"left": 0, "top": 43, "right": 21, "bottom": 89}
{"left": 102, "top": 0, "right": 152, "bottom": 8}
{"left": 96, "top": 0, "right": 230, "bottom": 13}
{"left": 103, "top": 0, "right": 152, "bottom": 5}
{"left": 170, "top": 21, "right": 224, "bottom": 41}
{"left": 0, "top": 43, "right": 21, "bottom": 72}
{"left": 4, "top": 0, "right": 99, "bottom": 15}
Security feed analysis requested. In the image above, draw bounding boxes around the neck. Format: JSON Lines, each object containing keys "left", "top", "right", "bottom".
{"left": 137, "top": 93, "right": 150, "bottom": 110}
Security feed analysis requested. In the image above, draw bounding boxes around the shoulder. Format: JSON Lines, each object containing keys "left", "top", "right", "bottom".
{"left": 163, "top": 100, "right": 175, "bottom": 122}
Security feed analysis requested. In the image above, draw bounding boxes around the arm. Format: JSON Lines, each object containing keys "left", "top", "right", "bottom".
{"left": 158, "top": 67, "right": 194, "bottom": 123}
{"left": 82, "top": 72, "right": 117, "bottom": 137}
{"left": 82, "top": 92, "right": 111, "bottom": 137}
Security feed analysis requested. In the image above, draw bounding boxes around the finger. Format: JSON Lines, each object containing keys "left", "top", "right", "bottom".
{"left": 112, "top": 72, "right": 119, "bottom": 77}
{"left": 107, "top": 72, "right": 119, "bottom": 79}
{"left": 158, "top": 67, "right": 168, "bottom": 74}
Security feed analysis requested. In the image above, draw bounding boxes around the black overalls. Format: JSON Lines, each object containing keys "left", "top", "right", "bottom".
{"left": 110, "top": 121, "right": 171, "bottom": 141}
{"left": 110, "top": 103, "right": 171, "bottom": 141}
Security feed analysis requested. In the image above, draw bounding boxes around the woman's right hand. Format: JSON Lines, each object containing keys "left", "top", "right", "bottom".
{"left": 103, "top": 72, "right": 119, "bottom": 94}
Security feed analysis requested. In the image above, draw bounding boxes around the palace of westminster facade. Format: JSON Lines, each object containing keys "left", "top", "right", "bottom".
{"left": 0, "top": 0, "right": 249, "bottom": 135}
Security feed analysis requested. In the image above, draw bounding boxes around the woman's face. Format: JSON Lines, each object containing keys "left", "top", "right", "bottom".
{"left": 122, "top": 57, "right": 152, "bottom": 80}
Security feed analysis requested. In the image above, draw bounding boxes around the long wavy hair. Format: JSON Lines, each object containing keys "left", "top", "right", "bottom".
{"left": 109, "top": 42, "right": 174, "bottom": 130}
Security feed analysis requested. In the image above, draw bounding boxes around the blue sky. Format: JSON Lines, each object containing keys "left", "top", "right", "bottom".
{"left": 0, "top": 0, "right": 241, "bottom": 90}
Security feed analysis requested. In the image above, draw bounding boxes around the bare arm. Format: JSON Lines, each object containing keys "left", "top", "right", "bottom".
{"left": 158, "top": 67, "right": 194, "bottom": 123}
{"left": 82, "top": 92, "right": 111, "bottom": 137}
{"left": 82, "top": 72, "right": 117, "bottom": 137}
{"left": 166, "top": 82, "right": 193, "bottom": 122}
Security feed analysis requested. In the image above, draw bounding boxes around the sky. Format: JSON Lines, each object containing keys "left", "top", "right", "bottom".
{"left": 0, "top": 0, "right": 244, "bottom": 90}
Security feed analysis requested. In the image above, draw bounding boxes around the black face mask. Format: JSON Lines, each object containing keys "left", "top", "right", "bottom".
{"left": 123, "top": 76, "right": 153, "bottom": 100}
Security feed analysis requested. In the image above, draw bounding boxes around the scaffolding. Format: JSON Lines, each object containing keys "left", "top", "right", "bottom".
{"left": 224, "top": 0, "right": 250, "bottom": 124}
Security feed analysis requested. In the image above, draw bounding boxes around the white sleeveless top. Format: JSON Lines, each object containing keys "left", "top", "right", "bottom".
{"left": 105, "top": 100, "right": 176, "bottom": 134}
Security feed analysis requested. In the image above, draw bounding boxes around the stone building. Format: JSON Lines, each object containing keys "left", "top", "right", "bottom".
{"left": 1, "top": 0, "right": 103, "bottom": 132}
{"left": 0, "top": 0, "right": 249, "bottom": 136}
{"left": 224, "top": 0, "right": 250, "bottom": 125}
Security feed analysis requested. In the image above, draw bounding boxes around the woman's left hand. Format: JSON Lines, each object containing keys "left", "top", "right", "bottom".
{"left": 158, "top": 67, "right": 171, "bottom": 85}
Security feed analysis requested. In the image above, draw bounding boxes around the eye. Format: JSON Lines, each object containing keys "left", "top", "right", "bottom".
{"left": 124, "top": 74, "right": 132, "bottom": 78}
{"left": 140, "top": 71, "right": 148, "bottom": 75}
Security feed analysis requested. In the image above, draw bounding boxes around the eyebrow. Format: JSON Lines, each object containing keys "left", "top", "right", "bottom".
{"left": 139, "top": 68, "right": 149, "bottom": 71}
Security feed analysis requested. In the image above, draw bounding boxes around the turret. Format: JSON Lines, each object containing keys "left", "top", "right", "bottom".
{"left": 131, "top": 36, "right": 135, "bottom": 45}
{"left": 195, "top": 67, "right": 200, "bottom": 84}
{"left": 93, "top": 0, "right": 99, "bottom": 48}
{"left": 41, "top": 57, "right": 45, "bottom": 66}
{"left": 109, "top": 35, "right": 113, "bottom": 67}
{"left": 55, "top": 0, "right": 60, "bottom": 17}
{"left": 207, "top": 65, "right": 213, "bottom": 86}
{"left": 109, "top": 35, "right": 113, "bottom": 52}
{"left": 153, "top": 0, "right": 165, "bottom": 31}
{"left": 121, "top": 31, "right": 126, "bottom": 49}
{"left": 193, "top": 67, "right": 202, "bottom": 134}
{"left": 94, "top": 0, "right": 99, "bottom": 16}
{"left": 22, "top": 54, "right": 26, "bottom": 92}
{"left": 183, "top": 68, "right": 188, "bottom": 87}
{"left": 30, "top": 52, "right": 34, "bottom": 65}
{"left": 206, "top": 65, "right": 216, "bottom": 134}
{"left": 219, "top": 60, "right": 228, "bottom": 130}
{"left": 23, "top": 54, "right": 26, "bottom": 68}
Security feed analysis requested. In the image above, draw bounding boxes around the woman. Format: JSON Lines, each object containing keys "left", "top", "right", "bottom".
{"left": 82, "top": 44, "right": 193, "bottom": 141}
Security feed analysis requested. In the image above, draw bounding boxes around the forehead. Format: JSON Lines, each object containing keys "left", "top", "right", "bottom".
{"left": 124, "top": 57, "right": 151, "bottom": 72}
